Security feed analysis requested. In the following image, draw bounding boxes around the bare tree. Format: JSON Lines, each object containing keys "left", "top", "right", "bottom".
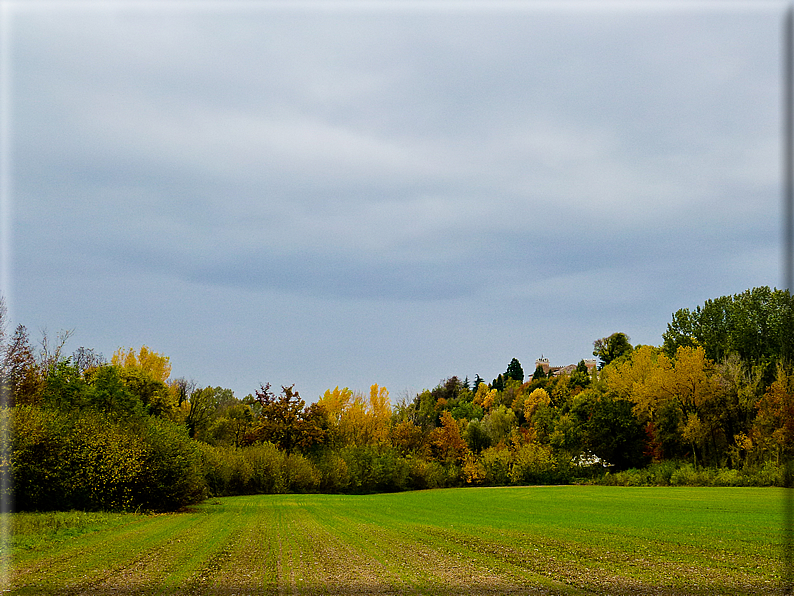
{"left": 71, "top": 347, "right": 106, "bottom": 375}
{"left": 38, "top": 327, "right": 74, "bottom": 375}
{"left": 168, "top": 377, "right": 197, "bottom": 408}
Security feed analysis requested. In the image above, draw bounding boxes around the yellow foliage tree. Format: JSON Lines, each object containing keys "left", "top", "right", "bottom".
{"left": 472, "top": 382, "right": 497, "bottom": 410}
{"left": 607, "top": 345, "right": 719, "bottom": 465}
{"left": 111, "top": 346, "right": 171, "bottom": 383}
{"left": 318, "top": 386, "right": 354, "bottom": 425}
{"left": 601, "top": 344, "right": 660, "bottom": 405}
{"left": 317, "top": 384, "right": 391, "bottom": 447}
{"left": 110, "top": 346, "right": 175, "bottom": 417}
{"left": 368, "top": 384, "right": 391, "bottom": 445}
{"left": 522, "top": 388, "right": 551, "bottom": 420}
{"left": 472, "top": 382, "right": 489, "bottom": 406}
{"left": 635, "top": 346, "right": 718, "bottom": 421}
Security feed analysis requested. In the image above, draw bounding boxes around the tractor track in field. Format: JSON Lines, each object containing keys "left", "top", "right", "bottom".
{"left": 421, "top": 527, "right": 780, "bottom": 596}
{"left": 6, "top": 489, "right": 785, "bottom": 595}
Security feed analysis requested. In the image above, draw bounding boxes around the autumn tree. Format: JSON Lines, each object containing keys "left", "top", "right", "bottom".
{"left": 473, "top": 381, "right": 497, "bottom": 411}
{"left": 3, "top": 325, "right": 44, "bottom": 406}
{"left": 429, "top": 410, "right": 470, "bottom": 465}
{"left": 317, "top": 384, "right": 391, "bottom": 448}
{"left": 111, "top": 346, "right": 176, "bottom": 417}
{"left": 522, "top": 388, "right": 551, "bottom": 424}
{"left": 390, "top": 419, "right": 424, "bottom": 455}
{"left": 111, "top": 346, "right": 171, "bottom": 383}
{"left": 245, "top": 383, "right": 325, "bottom": 453}
{"left": 707, "top": 354, "right": 762, "bottom": 466}
{"left": 612, "top": 345, "right": 720, "bottom": 466}
{"left": 753, "top": 364, "right": 794, "bottom": 465}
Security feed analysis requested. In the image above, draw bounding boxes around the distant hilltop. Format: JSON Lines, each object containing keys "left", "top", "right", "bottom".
{"left": 531, "top": 356, "right": 597, "bottom": 379}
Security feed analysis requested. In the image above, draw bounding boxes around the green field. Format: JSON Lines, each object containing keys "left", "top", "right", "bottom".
{"left": 2, "top": 486, "right": 786, "bottom": 595}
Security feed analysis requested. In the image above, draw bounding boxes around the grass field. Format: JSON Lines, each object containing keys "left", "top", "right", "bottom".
{"left": 1, "top": 486, "right": 786, "bottom": 595}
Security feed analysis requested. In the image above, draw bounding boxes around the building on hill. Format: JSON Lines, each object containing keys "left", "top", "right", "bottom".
{"left": 531, "top": 357, "right": 596, "bottom": 380}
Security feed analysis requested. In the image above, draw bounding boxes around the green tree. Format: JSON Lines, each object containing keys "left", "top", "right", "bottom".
{"left": 116, "top": 367, "right": 175, "bottom": 418}
{"left": 482, "top": 405, "right": 517, "bottom": 446}
{"left": 491, "top": 374, "right": 505, "bottom": 392}
{"left": 593, "top": 332, "right": 633, "bottom": 369}
{"left": 205, "top": 402, "right": 254, "bottom": 447}
{"left": 662, "top": 287, "right": 794, "bottom": 368}
{"left": 569, "top": 360, "right": 591, "bottom": 390}
{"left": 83, "top": 365, "right": 145, "bottom": 417}
{"left": 505, "top": 358, "right": 524, "bottom": 383}
{"left": 183, "top": 386, "right": 219, "bottom": 439}
{"left": 463, "top": 418, "right": 491, "bottom": 453}
{"left": 570, "top": 389, "right": 648, "bottom": 470}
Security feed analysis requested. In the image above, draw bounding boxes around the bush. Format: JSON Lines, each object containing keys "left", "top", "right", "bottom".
{"left": 284, "top": 452, "right": 321, "bottom": 492}
{"left": 248, "top": 443, "right": 287, "bottom": 494}
{"left": 8, "top": 405, "right": 206, "bottom": 512}
{"left": 337, "top": 445, "right": 411, "bottom": 493}
{"left": 712, "top": 468, "right": 742, "bottom": 487}
{"left": 479, "top": 447, "right": 511, "bottom": 486}
{"left": 407, "top": 457, "right": 449, "bottom": 490}
{"left": 314, "top": 453, "right": 351, "bottom": 492}
{"left": 510, "top": 442, "right": 558, "bottom": 484}
{"left": 131, "top": 416, "right": 207, "bottom": 510}
{"left": 742, "top": 460, "right": 782, "bottom": 486}
{"left": 670, "top": 464, "right": 709, "bottom": 487}
{"left": 199, "top": 443, "right": 320, "bottom": 496}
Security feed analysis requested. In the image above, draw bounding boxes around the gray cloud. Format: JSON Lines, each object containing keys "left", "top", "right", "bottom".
{"left": 9, "top": 4, "right": 784, "bottom": 399}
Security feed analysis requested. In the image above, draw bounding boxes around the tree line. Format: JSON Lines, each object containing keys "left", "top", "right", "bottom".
{"left": 2, "top": 286, "right": 793, "bottom": 512}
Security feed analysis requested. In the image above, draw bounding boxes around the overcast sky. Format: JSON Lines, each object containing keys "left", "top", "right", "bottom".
{"left": 2, "top": 0, "right": 787, "bottom": 402}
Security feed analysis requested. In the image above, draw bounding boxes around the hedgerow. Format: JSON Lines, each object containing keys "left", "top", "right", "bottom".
{"left": 5, "top": 406, "right": 206, "bottom": 511}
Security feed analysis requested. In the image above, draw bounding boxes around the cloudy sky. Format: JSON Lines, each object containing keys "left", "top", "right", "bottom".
{"left": 2, "top": 0, "right": 786, "bottom": 402}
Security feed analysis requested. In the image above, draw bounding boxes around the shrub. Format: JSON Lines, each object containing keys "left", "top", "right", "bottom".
{"left": 8, "top": 406, "right": 206, "bottom": 511}
{"left": 7, "top": 405, "right": 69, "bottom": 510}
{"left": 713, "top": 468, "right": 742, "bottom": 487}
{"left": 337, "top": 445, "right": 411, "bottom": 493}
{"left": 745, "top": 460, "right": 782, "bottom": 486}
{"left": 127, "top": 416, "right": 207, "bottom": 511}
{"left": 670, "top": 464, "right": 716, "bottom": 487}
{"left": 407, "top": 457, "right": 448, "bottom": 490}
{"left": 479, "top": 447, "right": 511, "bottom": 486}
{"left": 283, "top": 451, "right": 321, "bottom": 492}
{"left": 248, "top": 443, "right": 287, "bottom": 494}
{"left": 199, "top": 442, "right": 320, "bottom": 496}
{"left": 510, "top": 442, "right": 557, "bottom": 484}
{"left": 314, "top": 453, "right": 351, "bottom": 492}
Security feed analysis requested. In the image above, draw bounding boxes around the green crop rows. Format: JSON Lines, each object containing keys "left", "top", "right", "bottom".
{"left": 2, "top": 486, "right": 786, "bottom": 594}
